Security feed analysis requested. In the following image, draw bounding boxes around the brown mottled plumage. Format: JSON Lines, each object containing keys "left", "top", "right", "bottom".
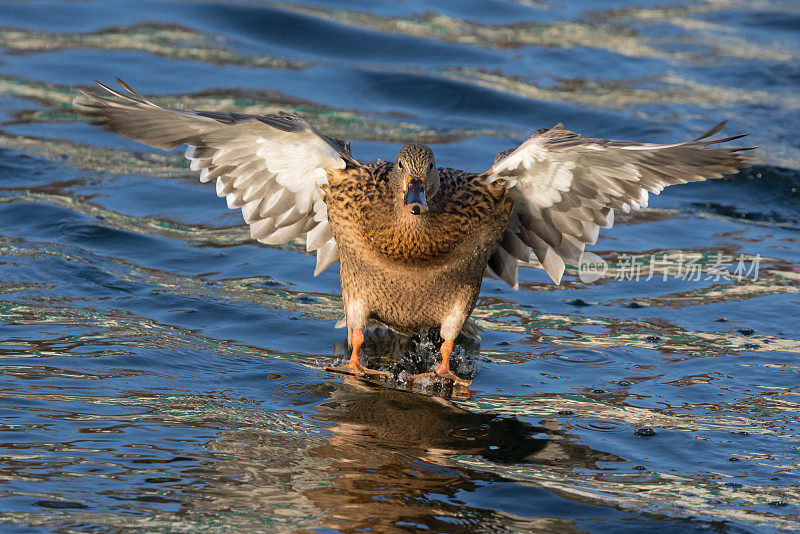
{"left": 76, "top": 80, "right": 755, "bottom": 388}
{"left": 325, "top": 158, "right": 511, "bottom": 338}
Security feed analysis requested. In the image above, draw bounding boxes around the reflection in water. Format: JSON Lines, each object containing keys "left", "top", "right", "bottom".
{"left": 203, "top": 380, "right": 622, "bottom": 533}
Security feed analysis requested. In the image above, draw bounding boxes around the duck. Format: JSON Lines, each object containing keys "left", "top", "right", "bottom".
{"left": 77, "top": 80, "right": 754, "bottom": 387}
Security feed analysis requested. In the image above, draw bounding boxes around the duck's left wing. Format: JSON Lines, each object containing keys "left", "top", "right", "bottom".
{"left": 76, "top": 79, "right": 355, "bottom": 275}
{"left": 483, "top": 123, "right": 755, "bottom": 287}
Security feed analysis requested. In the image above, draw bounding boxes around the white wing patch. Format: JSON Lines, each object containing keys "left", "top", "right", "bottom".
{"left": 485, "top": 123, "right": 753, "bottom": 286}
{"left": 186, "top": 132, "right": 344, "bottom": 275}
{"left": 76, "top": 79, "right": 352, "bottom": 276}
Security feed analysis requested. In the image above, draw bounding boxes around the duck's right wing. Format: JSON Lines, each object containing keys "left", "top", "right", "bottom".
{"left": 76, "top": 79, "right": 355, "bottom": 275}
{"left": 483, "top": 123, "right": 755, "bottom": 287}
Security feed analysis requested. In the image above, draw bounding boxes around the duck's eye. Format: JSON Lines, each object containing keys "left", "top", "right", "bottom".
{"left": 398, "top": 161, "right": 404, "bottom": 170}
{"left": 428, "top": 162, "right": 434, "bottom": 170}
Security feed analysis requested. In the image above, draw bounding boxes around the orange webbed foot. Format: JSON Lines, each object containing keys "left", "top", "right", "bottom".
{"left": 324, "top": 328, "right": 390, "bottom": 380}
{"left": 409, "top": 368, "right": 471, "bottom": 387}
{"left": 408, "top": 338, "right": 471, "bottom": 386}
{"left": 325, "top": 361, "right": 390, "bottom": 379}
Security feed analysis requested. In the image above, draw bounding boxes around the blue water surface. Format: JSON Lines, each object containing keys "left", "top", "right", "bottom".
{"left": 0, "top": 1, "right": 799, "bottom": 532}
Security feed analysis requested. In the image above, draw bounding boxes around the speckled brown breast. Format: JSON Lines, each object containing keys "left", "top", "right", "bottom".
{"left": 324, "top": 163, "right": 513, "bottom": 333}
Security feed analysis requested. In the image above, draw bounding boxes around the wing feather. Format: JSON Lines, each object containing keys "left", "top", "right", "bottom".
{"left": 76, "top": 80, "right": 356, "bottom": 275}
{"left": 486, "top": 122, "right": 755, "bottom": 285}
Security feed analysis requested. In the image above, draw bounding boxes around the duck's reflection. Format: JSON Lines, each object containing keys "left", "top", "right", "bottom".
{"left": 194, "top": 372, "right": 622, "bottom": 532}
{"left": 304, "top": 381, "right": 622, "bottom": 531}
{"left": 180, "top": 326, "right": 625, "bottom": 531}
{"left": 314, "top": 381, "right": 610, "bottom": 465}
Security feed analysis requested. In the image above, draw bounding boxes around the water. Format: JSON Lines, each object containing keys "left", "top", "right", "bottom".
{"left": 0, "top": 1, "right": 799, "bottom": 531}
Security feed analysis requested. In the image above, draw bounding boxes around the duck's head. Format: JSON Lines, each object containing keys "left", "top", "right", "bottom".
{"left": 392, "top": 144, "right": 440, "bottom": 215}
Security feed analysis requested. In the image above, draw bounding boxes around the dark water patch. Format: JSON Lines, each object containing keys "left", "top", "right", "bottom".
{"left": 565, "top": 298, "right": 592, "bottom": 306}
{"left": 35, "top": 500, "right": 88, "bottom": 509}
{"left": 706, "top": 165, "right": 800, "bottom": 224}
{"left": 348, "top": 67, "right": 619, "bottom": 132}
{"left": 198, "top": 2, "right": 502, "bottom": 65}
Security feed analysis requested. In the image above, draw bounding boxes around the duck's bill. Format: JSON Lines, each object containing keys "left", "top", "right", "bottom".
{"left": 404, "top": 178, "right": 428, "bottom": 215}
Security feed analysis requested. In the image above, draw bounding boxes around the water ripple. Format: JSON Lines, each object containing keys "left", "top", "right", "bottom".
{"left": 1, "top": 1, "right": 799, "bottom": 532}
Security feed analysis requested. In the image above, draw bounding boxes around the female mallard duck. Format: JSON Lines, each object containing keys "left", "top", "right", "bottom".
{"left": 78, "top": 80, "right": 753, "bottom": 386}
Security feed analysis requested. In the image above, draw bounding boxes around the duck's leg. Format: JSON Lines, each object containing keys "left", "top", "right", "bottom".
{"left": 410, "top": 338, "right": 471, "bottom": 386}
{"left": 325, "top": 329, "right": 389, "bottom": 379}
{"left": 409, "top": 304, "right": 472, "bottom": 386}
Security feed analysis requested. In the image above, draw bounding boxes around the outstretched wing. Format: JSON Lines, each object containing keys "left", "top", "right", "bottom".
{"left": 76, "top": 79, "right": 355, "bottom": 275}
{"left": 484, "top": 123, "right": 755, "bottom": 286}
